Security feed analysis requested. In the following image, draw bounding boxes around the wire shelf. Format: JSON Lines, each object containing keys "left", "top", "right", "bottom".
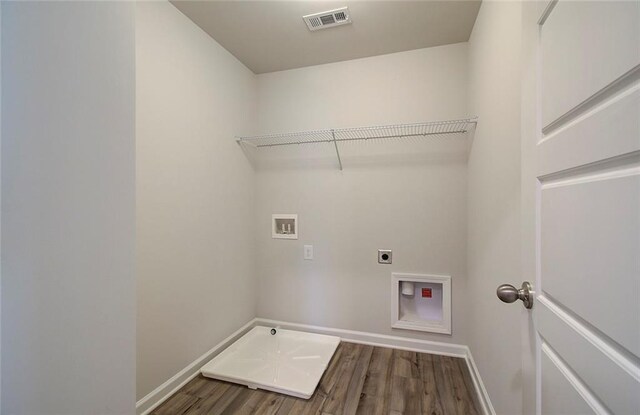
{"left": 236, "top": 117, "right": 477, "bottom": 170}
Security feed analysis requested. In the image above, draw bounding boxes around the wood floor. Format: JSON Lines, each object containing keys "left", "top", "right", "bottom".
{"left": 152, "top": 342, "right": 481, "bottom": 415}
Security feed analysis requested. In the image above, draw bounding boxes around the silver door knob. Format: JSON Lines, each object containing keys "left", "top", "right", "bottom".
{"left": 496, "top": 282, "right": 533, "bottom": 309}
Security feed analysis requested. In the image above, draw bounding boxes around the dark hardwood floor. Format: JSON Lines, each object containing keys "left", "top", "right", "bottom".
{"left": 152, "top": 342, "right": 481, "bottom": 415}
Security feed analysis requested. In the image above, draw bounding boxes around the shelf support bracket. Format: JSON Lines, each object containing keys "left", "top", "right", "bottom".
{"left": 331, "top": 129, "right": 343, "bottom": 170}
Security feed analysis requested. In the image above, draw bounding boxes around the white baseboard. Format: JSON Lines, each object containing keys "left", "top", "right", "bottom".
{"left": 136, "top": 317, "right": 494, "bottom": 415}
{"left": 135, "top": 318, "right": 258, "bottom": 415}
{"left": 255, "top": 318, "right": 468, "bottom": 357}
{"left": 463, "top": 346, "right": 496, "bottom": 415}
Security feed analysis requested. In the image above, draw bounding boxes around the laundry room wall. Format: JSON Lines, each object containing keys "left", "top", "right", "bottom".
{"left": 254, "top": 43, "right": 471, "bottom": 345}
{"left": 1, "top": 2, "right": 136, "bottom": 413}
{"left": 136, "top": 1, "right": 258, "bottom": 400}
{"left": 466, "top": 1, "right": 523, "bottom": 413}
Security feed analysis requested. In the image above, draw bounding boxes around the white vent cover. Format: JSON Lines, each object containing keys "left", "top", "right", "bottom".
{"left": 303, "top": 7, "right": 352, "bottom": 31}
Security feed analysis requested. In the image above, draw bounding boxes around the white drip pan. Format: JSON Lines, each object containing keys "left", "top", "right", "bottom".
{"left": 201, "top": 326, "right": 340, "bottom": 399}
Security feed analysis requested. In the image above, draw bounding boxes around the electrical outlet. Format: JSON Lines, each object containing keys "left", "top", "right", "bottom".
{"left": 378, "top": 249, "right": 392, "bottom": 264}
{"left": 304, "top": 245, "right": 314, "bottom": 260}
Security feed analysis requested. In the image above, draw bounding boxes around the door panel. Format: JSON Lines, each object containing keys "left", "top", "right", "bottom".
{"left": 538, "top": 300, "right": 640, "bottom": 415}
{"left": 540, "top": 172, "right": 640, "bottom": 355}
{"left": 538, "top": 86, "right": 640, "bottom": 177}
{"left": 541, "top": 1, "right": 640, "bottom": 126}
{"left": 522, "top": 1, "right": 640, "bottom": 414}
{"left": 541, "top": 350, "right": 597, "bottom": 415}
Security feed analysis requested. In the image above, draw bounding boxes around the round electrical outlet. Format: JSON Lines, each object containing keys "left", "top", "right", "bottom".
{"left": 378, "top": 249, "right": 392, "bottom": 264}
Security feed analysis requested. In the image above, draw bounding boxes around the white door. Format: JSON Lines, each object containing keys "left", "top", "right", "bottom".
{"left": 521, "top": 1, "right": 640, "bottom": 414}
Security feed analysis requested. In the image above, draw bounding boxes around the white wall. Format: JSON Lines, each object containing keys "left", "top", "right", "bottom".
{"left": 0, "top": 2, "right": 3, "bottom": 409}
{"left": 466, "top": 2, "right": 523, "bottom": 414}
{"left": 254, "top": 44, "right": 471, "bottom": 345}
{"left": 136, "top": 2, "right": 258, "bottom": 400}
{"left": 1, "top": 2, "right": 136, "bottom": 414}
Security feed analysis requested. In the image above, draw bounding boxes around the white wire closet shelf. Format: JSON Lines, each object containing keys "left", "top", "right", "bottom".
{"left": 236, "top": 117, "right": 477, "bottom": 170}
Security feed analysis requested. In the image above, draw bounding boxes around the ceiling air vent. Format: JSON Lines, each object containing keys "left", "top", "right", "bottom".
{"left": 303, "top": 7, "right": 352, "bottom": 31}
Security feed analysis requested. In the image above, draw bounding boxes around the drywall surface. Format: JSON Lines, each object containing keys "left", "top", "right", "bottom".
{"left": 254, "top": 44, "right": 470, "bottom": 345}
{"left": 466, "top": 1, "right": 523, "bottom": 414}
{"left": 136, "top": 2, "right": 257, "bottom": 400}
{"left": 1, "top": 2, "right": 136, "bottom": 414}
{"left": 0, "top": 3, "right": 3, "bottom": 409}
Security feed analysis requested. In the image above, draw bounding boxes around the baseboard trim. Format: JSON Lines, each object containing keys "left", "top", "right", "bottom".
{"left": 255, "top": 318, "right": 468, "bottom": 357}
{"left": 136, "top": 318, "right": 258, "bottom": 415}
{"left": 137, "top": 317, "right": 494, "bottom": 415}
{"left": 463, "top": 346, "right": 496, "bottom": 415}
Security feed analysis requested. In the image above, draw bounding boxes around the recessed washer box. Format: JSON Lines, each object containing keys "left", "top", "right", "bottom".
{"left": 201, "top": 326, "right": 340, "bottom": 399}
{"left": 391, "top": 273, "right": 452, "bottom": 334}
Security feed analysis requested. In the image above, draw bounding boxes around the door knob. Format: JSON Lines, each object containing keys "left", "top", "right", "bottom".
{"left": 496, "top": 282, "right": 533, "bottom": 309}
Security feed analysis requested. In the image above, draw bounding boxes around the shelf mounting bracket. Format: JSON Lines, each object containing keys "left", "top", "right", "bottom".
{"left": 331, "top": 129, "right": 343, "bottom": 170}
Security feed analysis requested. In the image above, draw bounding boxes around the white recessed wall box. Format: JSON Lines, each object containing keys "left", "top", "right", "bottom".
{"left": 272, "top": 214, "right": 298, "bottom": 239}
{"left": 391, "top": 273, "right": 452, "bottom": 334}
{"left": 303, "top": 7, "right": 352, "bottom": 31}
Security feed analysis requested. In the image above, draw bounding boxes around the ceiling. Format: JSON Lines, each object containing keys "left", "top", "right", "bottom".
{"left": 170, "top": 0, "right": 482, "bottom": 74}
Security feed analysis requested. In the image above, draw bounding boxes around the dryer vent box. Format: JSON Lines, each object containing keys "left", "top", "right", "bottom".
{"left": 303, "top": 7, "right": 352, "bottom": 31}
